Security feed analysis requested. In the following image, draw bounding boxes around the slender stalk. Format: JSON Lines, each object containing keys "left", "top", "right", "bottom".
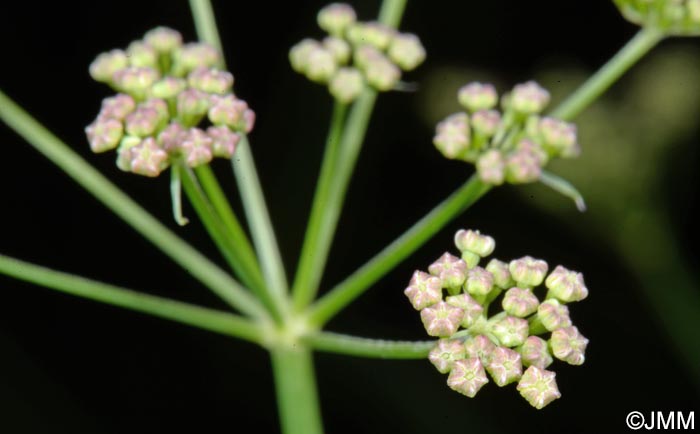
{"left": 0, "top": 253, "right": 263, "bottom": 343}
{"left": 270, "top": 347, "right": 324, "bottom": 434}
{"left": 0, "top": 89, "right": 266, "bottom": 319}
{"left": 378, "top": 0, "right": 408, "bottom": 28}
{"left": 232, "top": 136, "right": 290, "bottom": 315}
{"left": 306, "top": 332, "right": 434, "bottom": 359}
{"left": 188, "top": 0, "right": 226, "bottom": 68}
{"left": 309, "top": 176, "right": 490, "bottom": 326}
{"left": 550, "top": 28, "right": 663, "bottom": 121}
{"left": 291, "top": 102, "right": 348, "bottom": 310}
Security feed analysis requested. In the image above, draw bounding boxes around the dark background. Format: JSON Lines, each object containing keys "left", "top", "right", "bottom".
{"left": 1, "top": 1, "right": 699, "bottom": 433}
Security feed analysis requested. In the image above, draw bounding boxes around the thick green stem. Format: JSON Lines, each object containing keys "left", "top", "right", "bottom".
{"left": 0, "top": 89, "right": 266, "bottom": 319}
{"left": 551, "top": 28, "right": 663, "bottom": 121}
{"left": 309, "top": 176, "right": 490, "bottom": 326}
{"left": 0, "top": 253, "right": 263, "bottom": 343}
{"left": 270, "top": 347, "right": 324, "bottom": 434}
{"left": 306, "top": 332, "right": 434, "bottom": 359}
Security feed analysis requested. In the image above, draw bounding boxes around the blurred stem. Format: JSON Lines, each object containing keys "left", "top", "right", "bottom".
{"left": 291, "top": 102, "right": 348, "bottom": 310}
{"left": 306, "top": 332, "right": 434, "bottom": 359}
{"left": 309, "top": 176, "right": 491, "bottom": 327}
{"left": 188, "top": 0, "right": 226, "bottom": 68}
{"left": 0, "top": 254, "right": 263, "bottom": 344}
{"left": 0, "top": 89, "right": 267, "bottom": 320}
{"left": 551, "top": 28, "right": 663, "bottom": 121}
{"left": 378, "top": 0, "right": 408, "bottom": 28}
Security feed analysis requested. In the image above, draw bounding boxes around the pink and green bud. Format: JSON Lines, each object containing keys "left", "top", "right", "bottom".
{"left": 317, "top": 3, "right": 357, "bottom": 36}
{"left": 502, "top": 287, "right": 540, "bottom": 317}
{"left": 491, "top": 315, "right": 529, "bottom": 347}
{"left": 116, "top": 135, "right": 142, "bottom": 171}
{"left": 140, "top": 98, "right": 169, "bottom": 122}
{"left": 363, "top": 54, "right": 401, "bottom": 91}
{"left": 518, "top": 336, "right": 553, "bottom": 369}
{"left": 428, "top": 253, "right": 468, "bottom": 291}
{"left": 536, "top": 299, "right": 572, "bottom": 332}
{"left": 177, "top": 89, "right": 210, "bottom": 123}
{"left": 458, "top": 82, "right": 498, "bottom": 112}
{"left": 187, "top": 67, "right": 234, "bottom": 95}
{"left": 433, "top": 113, "right": 470, "bottom": 160}
{"left": 157, "top": 122, "right": 185, "bottom": 153}
{"left": 486, "top": 347, "right": 523, "bottom": 387}
{"left": 464, "top": 335, "right": 496, "bottom": 364}
{"left": 354, "top": 45, "right": 383, "bottom": 70}
{"left": 476, "top": 149, "right": 506, "bottom": 185}
{"left": 447, "top": 357, "right": 489, "bottom": 398}
{"left": 387, "top": 33, "right": 426, "bottom": 71}
{"left": 89, "top": 49, "right": 129, "bottom": 83}
{"left": 208, "top": 95, "right": 255, "bottom": 133}
{"left": 428, "top": 339, "right": 466, "bottom": 374}
{"left": 486, "top": 259, "right": 514, "bottom": 289}
{"left": 508, "top": 81, "right": 550, "bottom": 114}
{"left": 471, "top": 109, "right": 501, "bottom": 138}
{"left": 454, "top": 229, "right": 496, "bottom": 258}
{"left": 112, "top": 66, "right": 160, "bottom": 99}
{"left": 99, "top": 93, "right": 136, "bottom": 120}
{"left": 329, "top": 67, "right": 364, "bottom": 103}
{"left": 420, "top": 301, "right": 464, "bottom": 337}
{"left": 404, "top": 270, "right": 443, "bottom": 310}
{"left": 465, "top": 266, "right": 494, "bottom": 297}
{"left": 143, "top": 26, "right": 183, "bottom": 54}
{"left": 537, "top": 117, "right": 579, "bottom": 157}
{"left": 207, "top": 125, "right": 240, "bottom": 159}
{"left": 505, "top": 148, "right": 542, "bottom": 184}
{"left": 517, "top": 366, "right": 561, "bottom": 409}
{"left": 323, "top": 37, "right": 352, "bottom": 65}
{"left": 346, "top": 22, "right": 395, "bottom": 50}
{"left": 85, "top": 116, "right": 123, "bottom": 153}
{"left": 545, "top": 265, "right": 589, "bottom": 303}
{"left": 126, "top": 40, "right": 158, "bottom": 69}
{"left": 128, "top": 137, "right": 170, "bottom": 177}
{"left": 550, "top": 326, "right": 588, "bottom": 366}
{"left": 172, "top": 43, "right": 220, "bottom": 76}
{"left": 305, "top": 46, "right": 338, "bottom": 84}
{"left": 509, "top": 256, "right": 548, "bottom": 287}
{"left": 289, "top": 39, "right": 321, "bottom": 73}
{"left": 180, "top": 127, "right": 214, "bottom": 168}
{"left": 445, "top": 293, "right": 484, "bottom": 327}
{"left": 150, "top": 77, "right": 187, "bottom": 99}
{"left": 125, "top": 106, "right": 161, "bottom": 137}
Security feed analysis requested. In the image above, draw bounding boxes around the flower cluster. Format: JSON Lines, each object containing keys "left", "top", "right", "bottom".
{"left": 289, "top": 3, "right": 426, "bottom": 103}
{"left": 614, "top": 0, "right": 700, "bottom": 36}
{"left": 86, "top": 27, "right": 254, "bottom": 177}
{"left": 404, "top": 229, "right": 589, "bottom": 409}
{"left": 433, "top": 81, "right": 580, "bottom": 186}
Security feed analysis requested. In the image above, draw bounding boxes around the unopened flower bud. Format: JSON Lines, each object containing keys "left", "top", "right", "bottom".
{"left": 129, "top": 137, "right": 169, "bottom": 177}
{"left": 180, "top": 127, "right": 213, "bottom": 167}
{"left": 537, "top": 117, "right": 579, "bottom": 157}
{"left": 125, "top": 106, "right": 160, "bottom": 137}
{"left": 387, "top": 33, "right": 426, "bottom": 71}
{"left": 433, "top": 113, "right": 470, "bottom": 159}
{"left": 144, "top": 26, "right": 183, "bottom": 54}
{"left": 115, "top": 135, "right": 141, "bottom": 171}
{"left": 502, "top": 287, "right": 540, "bottom": 317}
{"left": 517, "top": 366, "right": 561, "bottom": 409}
{"left": 158, "top": 122, "right": 185, "bottom": 153}
{"left": 177, "top": 89, "right": 210, "bottom": 123}
{"left": 140, "top": 98, "right": 169, "bottom": 122}
{"left": 323, "top": 36, "right": 351, "bottom": 65}
{"left": 428, "top": 253, "right": 468, "bottom": 291}
{"left": 187, "top": 67, "right": 234, "bottom": 95}
{"left": 208, "top": 95, "right": 255, "bottom": 133}
{"left": 550, "top": 326, "right": 588, "bottom": 366}
{"left": 207, "top": 125, "right": 240, "bottom": 158}
{"left": 305, "top": 46, "right": 338, "bottom": 83}
{"left": 172, "top": 43, "right": 220, "bottom": 76}
{"left": 458, "top": 82, "right": 498, "bottom": 112}
{"left": 317, "top": 3, "right": 356, "bottom": 36}
{"left": 487, "top": 347, "right": 523, "bottom": 387}
{"left": 508, "top": 81, "right": 550, "bottom": 114}
{"left": 363, "top": 54, "right": 401, "bottom": 91}
{"left": 465, "top": 266, "right": 494, "bottom": 296}
{"left": 509, "top": 256, "right": 548, "bottom": 287}
{"left": 354, "top": 45, "right": 383, "bottom": 70}
{"left": 491, "top": 315, "right": 529, "bottom": 347}
{"left": 85, "top": 116, "right": 123, "bottom": 153}
{"left": 545, "top": 265, "right": 588, "bottom": 303}
{"left": 454, "top": 229, "right": 496, "bottom": 258}
{"left": 518, "top": 336, "right": 553, "bottom": 369}
{"left": 447, "top": 358, "right": 489, "bottom": 398}
{"left": 471, "top": 109, "right": 501, "bottom": 137}
{"left": 150, "top": 77, "right": 187, "bottom": 99}
{"left": 113, "top": 66, "right": 160, "bottom": 99}
{"left": 445, "top": 293, "right": 484, "bottom": 327}
{"left": 420, "top": 301, "right": 464, "bottom": 337}
{"left": 515, "top": 138, "right": 548, "bottom": 165}
{"left": 505, "top": 148, "right": 542, "bottom": 184}
{"left": 126, "top": 40, "right": 158, "bottom": 69}
{"left": 429, "top": 339, "right": 466, "bottom": 374}
{"left": 100, "top": 93, "right": 136, "bottom": 120}
{"left": 347, "top": 22, "right": 395, "bottom": 50}
{"left": 464, "top": 335, "right": 496, "bottom": 364}
{"left": 290, "top": 39, "right": 321, "bottom": 73}
{"left": 486, "top": 259, "right": 514, "bottom": 289}
{"left": 536, "top": 299, "right": 572, "bottom": 332}
{"left": 89, "top": 49, "right": 129, "bottom": 83}
{"left": 329, "top": 67, "right": 364, "bottom": 103}
{"left": 477, "top": 150, "right": 506, "bottom": 185}
{"left": 404, "top": 270, "right": 443, "bottom": 310}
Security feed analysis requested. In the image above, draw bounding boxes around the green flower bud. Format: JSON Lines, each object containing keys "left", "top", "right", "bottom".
{"left": 518, "top": 336, "right": 553, "bottom": 369}
{"left": 89, "top": 49, "right": 129, "bottom": 83}
{"left": 99, "top": 93, "right": 136, "bottom": 120}
{"left": 491, "top": 315, "right": 529, "bottom": 347}
{"left": 433, "top": 113, "right": 471, "bottom": 159}
{"left": 289, "top": 39, "right": 321, "bottom": 73}
{"left": 329, "top": 67, "right": 364, "bottom": 103}
{"left": 545, "top": 265, "right": 589, "bottom": 303}
{"left": 420, "top": 301, "right": 464, "bottom": 337}
{"left": 112, "top": 66, "right": 160, "bottom": 100}
{"left": 465, "top": 266, "right": 494, "bottom": 296}
{"left": 508, "top": 81, "right": 550, "bottom": 114}
{"left": 317, "top": 3, "right": 356, "bottom": 36}
{"left": 177, "top": 89, "right": 211, "bottom": 124}
{"left": 485, "top": 259, "right": 514, "bottom": 289}
{"left": 143, "top": 26, "right": 183, "bottom": 54}
{"left": 447, "top": 357, "right": 489, "bottom": 398}
{"left": 537, "top": 117, "right": 580, "bottom": 158}
{"left": 353, "top": 44, "right": 383, "bottom": 70}
{"left": 502, "top": 287, "right": 540, "bottom": 317}
{"left": 505, "top": 148, "right": 543, "bottom": 184}
{"left": 454, "top": 229, "right": 496, "bottom": 258}
{"left": 464, "top": 335, "right": 497, "bottom": 365}
{"left": 171, "top": 43, "right": 220, "bottom": 76}
{"left": 150, "top": 77, "right": 187, "bottom": 100}
{"left": 208, "top": 95, "right": 255, "bottom": 133}
{"left": 85, "top": 115, "right": 123, "bottom": 153}
{"left": 536, "top": 299, "right": 572, "bottom": 332}
{"left": 458, "top": 82, "right": 498, "bottom": 112}
{"left": 363, "top": 54, "right": 401, "bottom": 91}
{"left": 471, "top": 109, "right": 501, "bottom": 138}
{"left": 476, "top": 149, "right": 506, "bottom": 185}
{"left": 509, "top": 256, "right": 548, "bottom": 287}
{"left": 515, "top": 138, "right": 548, "bottom": 165}
{"left": 613, "top": 0, "right": 700, "bottom": 36}
{"left": 429, "top": 339, "right": 466, "bottom": 374}
{"left": 387, "top": 33, "right": 426, "bottom": 71}
{"left": 323, "top": 36, "right": 352, "bottom": 65}
{"left": 126, "top": 40, "right": 158, "bottom": 69}
{"left": 486, "top": 347, "right": 523, "bottom": 387}
{"left": 125, "top": 106, "right": 160, "bottom": 137}
{"left": 187, "top": 67, "right": 234, "bottom": 95}
{"left": 305, "top": 46, "right": 338, "bottom": 83}
{"left": 428, "top": 253, "right": 468, "bottom": 292}
{"left": 346, "top": 22, "right": 395, "bottom": 50}
{"left": 517, "top": 366, "right": 561, "bottom": 409}
{"left": 129, "top": 137, "right": 170, "bottom": 177}
{"left": 445, "top": 293, "right": 484, "bottom": 327}
{"left": 180, "top": 127, "right": 213, "bottom": 168}
{"left": 550, "top": 326, "right": 588, "bottom": 366}
{"left": 116, "top": 135, "right": 142, "bottom": 171}
{"left": 207, "top": 125, "right": 240, "bottom": 159}
{"left": 140, "top": 98, "right": 169, "bottom": 124}
{"left": 404, "top": 270, "right": 443, "bottom": 310}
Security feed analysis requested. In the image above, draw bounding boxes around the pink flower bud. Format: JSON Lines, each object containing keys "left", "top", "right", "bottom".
{"left": 545, "top": 265, "right": 589, "bottom": 303}
{"left": 85, "top": 116, "right": 123, "bottom": 153}
{"left": 354, "top": 45, "right": 383, "bottom": 70}
{"left": 329, "top": 67, "right": 364, "bottom": 103}
{"left": 464, "top": 335, "right": 496, "bottom": 364}
{"left": 143, "top": 26, "right": 183, "bottom": 54}
{"left": 363, "top": 54, "right": 401, "bottom": 91}
{"left": 420, "top": 301, "right": 464, "bottom": 337}
{"left": 140, "top": 98, "right": 169, "bottom": 123}
{"left": 317, "top": 3, "right": 357, "bottom": 36}
{"left": 485, "top": 259, "right": 514, "bottom": 289}
{"left": 486, "top": 347, "right": 523, "bottom": 387}
{"left": 125, "top": 106, "right": 160, "bottom": 137}
{"left": 89, "top": 49, "right": 129, "bottom": 83}
{"left": 433, "top": 113, "right": 470, "bottom": 159}
{"left": 502, "top": 287, "right": 540, "bottom": 317}
{"left": 428, "top": 339, "right": 466, "bottom": 374}
{"left": 471, "top": 109, "right": 501, "bottom": 137}
{"left": 476, "top": 149, "right": 506, "bottom": 185}
{"left": 180, "top": 128, "right": 213, "bottom": 168}
{"left": 187, "top": 67, "right": 234, "bottom": 95}
{"left": 323, "top": 36, "right": 352, "bottom": 65}
{"left": 387, "top": 33, "right": 426, "bottom": 71}
{"left": 128, "top": 137, "right": 170, "bottom": 177}
{"left": 509, "top": 81, "right": 550, "bottom": 114}
{"left": 454, "top": 229, "right": 496, "bottom": 258}
{"left": 207, "top": 125, "right": 241, "bottom": 159}
{"left": 458, "top": 82, "right": 498, "bottom": 112}
{"left": 550, "top": 326, "right": 588, "bottom": 365}
{"left": 445, "top": 293, "right": 484, "bottom": 327}
{"left": 208, "top": 95, "right": 255, "bottom": 133}
{"left": 172, "top": 43, "right": 220, "bottom": 76}
{"left": 517, "top": 366, "right": 561, "bottom": 409}
{"left": 505, "top": 148, "right": 542, "bottom": 184}
{"left": 157, "top": 122, "right": 186, "bottom": 153}
{"left": 536, "top": 299, "right": 572, "bottom": 332}
{"left": 518, "top": 336, "right": 553, "bottom": 369}
{"left": 491, "top": 315, "right": 529, "bottom": 347}
{"left": 538, "top": 117, "right": 579, "bottom": 158}
{"left": 428, "top": 253, "right": 468, "bottom": 290}
{"left": 113, "top": 66, "right": 160, "bottom": 99}
{"left": 116, "top": 135, "right": 141, "bottom": 171}
{"left": 404, "top": 270, "right": 443, "bottom": 310}
{"left": 177, "top": 89, "right": 211, "bottom": 123}
{"left": 100, "top": 93, "right": 136, "bottom": 120}
{"left": 447, "top": 357, "right": 489, "bottom": 398}
{"left": 126, "top": 40, "right": 158, "bottom": 69}
{"left": 465, "top": 266, "right": 494, "bottom": 296}
{"left": 509, "top": 256, "right": 548, "bottom": 287}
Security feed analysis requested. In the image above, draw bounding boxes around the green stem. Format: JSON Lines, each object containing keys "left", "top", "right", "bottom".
{"left": 378, "top": 0, "right": 408, "bottom": 28}
{"left": 232, "top": 136, "right": 290, "bottom": 315}
{"left": 309, "top": 176, "right": 491, "bottom": 326}
{"left": 306, "top": 332, "right": 434, "bottom": 359}
{"left": 0, "top": 89, "right": 266, "bottom": 319}
{"left": 550, "top": 28, "right": 663, "bottom": 121}
{"left": 0, "top": 253, "right": 263, "bottom": 343}
{"left": 270, "top": 347, "right": 324, "bottom": 434}
{"left": 188, "top": 0, "right": 226, "bottom": 68}
{"left": 291, "top": 102, "right": 348, "bottom": 310}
